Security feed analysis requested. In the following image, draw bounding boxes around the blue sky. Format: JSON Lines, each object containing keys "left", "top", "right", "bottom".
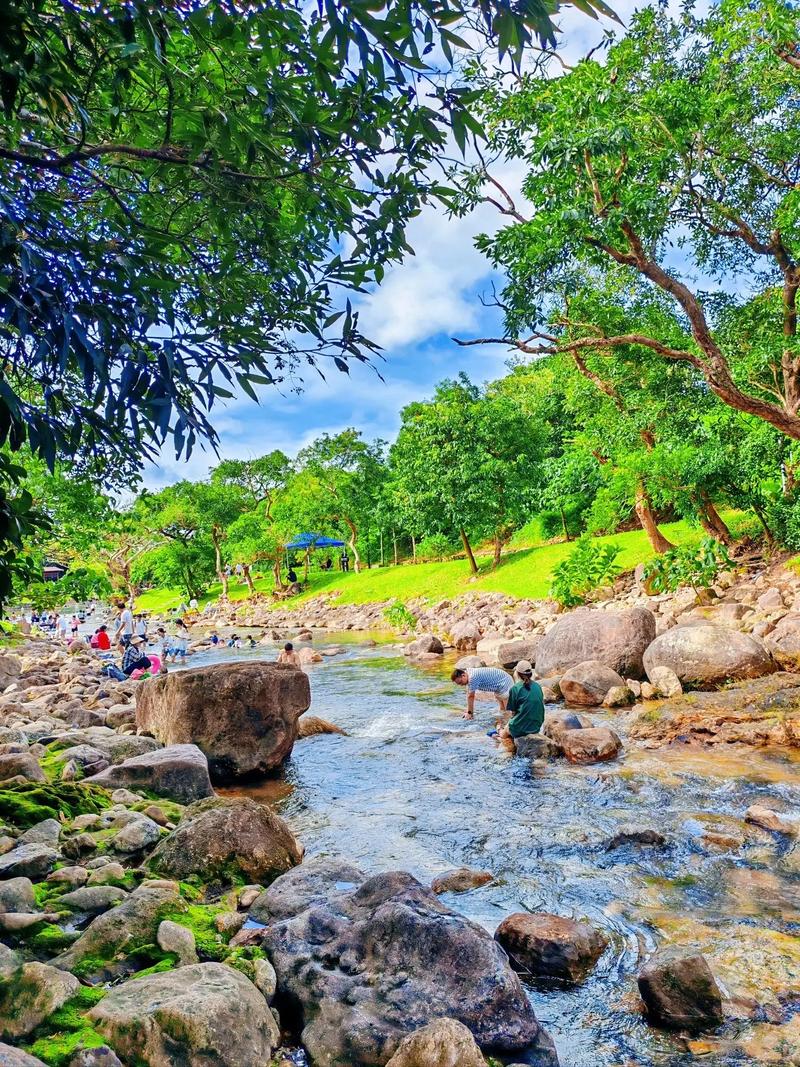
{"left": 142, "top": 1, "right": 642, "bottom": 489}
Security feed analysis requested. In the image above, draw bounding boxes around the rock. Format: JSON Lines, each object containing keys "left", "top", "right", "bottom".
{"left": 142, "top": 804, "right": 170, "bottom": 826}
{"left": 647, "top": 665, "right": 683, "bottom": 698}
{"left": 260, "top": 858, "right": 557, "bottom": 1065}
{"left": 560, "top": 727, "right": 622, "bottom": 765}
{"left": 765, "top": 613, "right": 800, "bottom": 669}
{"left": 157, "top": 919, "right": 198, "bottom": 965}
{"left": 148, "top": 796, "right": 302, "bottom": 886}
{"left": 560, "top": 660, "right": 625, "bottom": 706}
{"left": 430, "top": 868, "right": 494, "bottom": 894}
{"left": 455, "top": 655, "right": 485, "bottom": 670}
{"left": 603, "top": 685, "right": 633, "bottom": 708}
{"left": 87, "top": 862, "right": 126, "bottom": 886}
{"left": 542, "top": 712, "right": 593, "bottom": 741}
{"left": 745, "top": 805, "right": 799, "bottom": 834}
{"left": 0, "top": 753, "right": 45, "bottom": 783}
{"left": 513, "top": 734, "right": 562, "bottom": 760}
{"left": 59, "top": 886, "right": 128, "bottom": 914}
{"left": 105, "top": 705, "right": 135, "bottom": 728}
{"left": 18, "top": 819, "right": 61, "bottom": 848}
{"left": 0, "top": 657, "right": 22, "bottom": 692}
{"left": 110, "top": 788, "right": 143, "bottom": 806}
{"left": 110, "top": 815, "right": 162, "bottom": 853}
{"left": 643, "top": 623, "right": 775, "bottom": 688}
{"left": 237, "top": 885, "right": 262, "bottom": 910}
{"left": 50, "top": 746, "right": 109, "bottom": 777}
{"left": 214, "top": 911, "right": 244, "bottom": 936}
{"left": 605, "top": 827, "right": 667, "bottom": 850}
{"left": 135, "top": 661, "right": 310, "bottom": 783}
{"left": 71, "top": 814, "right": 101, "bottom": 831}
{"left": 68, "top": 1048, "right": 124, "bottom": 1067}
{"left": 0, "top": 1042, "right": 48, "bottom": 1065}
{"left": 84, "top": 744, "right": 213, "bottom": 804}
{"left": 89, "top": 962, "right": 279, "bottom": 1066}
{"left": 535, "top": 607, "right": 656, "bottom": 679}
{"left": 405, "top": 634, "right": 444, "bottom": 656}
{"left": 495, "top": 912, "right": 608, "bottom": 982}
{"left": 0, "top": 878, "right": 35, "bottom": 913}
{"left": 477, "top": 638, "right": 540, "bottom": 670}
{"left": 640, "top": 682, "right": 656, "bottom": 700}
{"left": 297, "top": 646, "right": 322, "bottom": 664}
{"left": 757, "top": 587, "right": 785, "bottom": 613}
{"left": 637, "top": 950, "right": 724, "bottom": 1030}
{"left": 0, "top": 844, "right": 58, "bottom": 881}
{"left": 52, "top": 885, "right": 180, "bottom": 973}
{"left": 0, "top": 912, "right": 60, "bottom": 933}
{"left": 385, "top": 1018, "right": 487, "bottom": 1067}
{"left": 450, "top": 621, "right": 482, "bottom": 652}
{"left": 297, "top": 715, "right": 347, "bottom": 738}
{"left": 0, "top": 961, "right": 80, "bottom": 1038}
{"left": 249, "top": 957, "right": 276, "bottom": 1003}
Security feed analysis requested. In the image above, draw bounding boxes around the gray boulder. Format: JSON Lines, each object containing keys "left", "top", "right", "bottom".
{"left": 0, "top": 878, "right": 35, "bottom": 913}
{"left": 405, "top": 634, "right": 444, "bottom": 656}
{"left": 0, "top": 960, "right": 79, "bottom": 1038}
{"left": 450, "top": 621, "right": 482, "bottom": 652}
{"left": 84, "top": 744, "right": 213, "bottom": 804}
{"left": 765, "top": 612, "right": 800, "bottom": 670}
{"left": 0, "top": 844, "right": 58, "bottom": 881}
{"left": 643, "top": 622, "right": 775, "bottom": 688}
{"left": 0, "top": 1043, "right": 48, "bottom": 1065}
{"left": 535, "top": 607, "right": 655, "bottom": 679}
{"left": 59, "top": 886, "right": 128, "bottom": 914}
{"left": 560, "top": 660, "right": 625, "bottom": 706}
{"left": 0, "top": 753, "right": 44, "bottom": 783}
{"left": 89, "top": 962, "right": 279, "bottom": 1066}
{"left": 385, "top": 1019, "right": 487, "bottom": 1067}
{"left": 477, "top": 637, "right": 539, "bottom": 670}
{"left": 259, "top": 858, "right": 558, "bottom": 1065}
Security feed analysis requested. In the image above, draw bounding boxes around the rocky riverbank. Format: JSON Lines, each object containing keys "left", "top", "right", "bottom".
{"left": 0, "top": 623, "right": 798, "bottom": 1066}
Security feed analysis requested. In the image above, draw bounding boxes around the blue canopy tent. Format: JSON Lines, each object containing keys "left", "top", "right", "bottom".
{"left": 284, "top": 533, "right": 346, "bottom": 580}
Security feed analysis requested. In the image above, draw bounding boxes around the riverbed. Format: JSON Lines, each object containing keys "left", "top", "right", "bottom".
{"left": 188, "top": 636, "right": 800, "bottom": 1066}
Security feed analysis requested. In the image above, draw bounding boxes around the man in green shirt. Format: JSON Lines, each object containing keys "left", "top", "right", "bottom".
{"left": 499, "top": 660, "right": 545, "bottom": 740}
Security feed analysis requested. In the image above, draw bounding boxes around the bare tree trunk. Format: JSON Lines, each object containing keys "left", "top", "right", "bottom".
{"left": 634, "top": 485, "right": 675, "bottom": 554}
{"left": 697, "top": 493, "right": 733, "bottom": 544}
{"left": 492, "top": 535, "right": 503, "bottom": 569}
{"left": 380, "top": 529, "right": 384, "bottom": 566}
{"left": 272, "top": 557, "right": 283, "bottom": 589}
{"left": 752, "top": 502, "right": 775, "bottom": 542}
{"left": 344, "top": 519, "right": 361, "bottom": 573}
{"left": 560, "top": 506, "right": 571, "bottom": 542}
{"left": 460, "top": 528, "right": 479, "bottom": 575}
{"left": 243, "top": 564, "right": 255, "bottom": 595}
{"left": 392, "top": 529, "right": 398, "bottom": 566}
{"left": 411, "top": 534, "right": 416, "bottom": 562}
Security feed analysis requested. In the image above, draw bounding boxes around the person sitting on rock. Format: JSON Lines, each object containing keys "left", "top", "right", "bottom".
{"left": 277, "top": 641, "right": 301, "bottom": 666}
{"left": 121, "top": 635, "right": 152, "bottom": 676}
{"left": 451, "top": 665, "right": 512, "bottom": 720}
{"left": 497, "top": 660, "right": 545, "bottom": 742}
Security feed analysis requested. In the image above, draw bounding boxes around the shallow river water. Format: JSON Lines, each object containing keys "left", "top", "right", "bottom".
{"left": 188, "top": 635, "right": 800, "bottom": 1067}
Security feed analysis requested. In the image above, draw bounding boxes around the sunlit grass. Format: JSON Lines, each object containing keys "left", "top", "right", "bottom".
{"left": 136, "top": 510, "right": 756, "bottom": 615}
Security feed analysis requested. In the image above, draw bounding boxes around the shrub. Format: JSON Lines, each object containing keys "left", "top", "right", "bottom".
{"left": 642, "top": 537, "right": 735, "bottom": 594}
{"left": 550, "top": 535, "right": 621, "bottom": 608}
{"left": 383, "top": 600, "right": 418, "bottom": 632}
{"left": 415, "top": 534, "right": 457, "bottom": 561}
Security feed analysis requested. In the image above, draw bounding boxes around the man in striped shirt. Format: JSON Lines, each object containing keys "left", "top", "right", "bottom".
{"left": 451, "top": 665, "right": 512, "bottom": 720}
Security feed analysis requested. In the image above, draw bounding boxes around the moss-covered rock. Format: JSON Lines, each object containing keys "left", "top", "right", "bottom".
{"left": 0, "top": 960, "right": 80, "bottom": 1039}
{"left": 21, "top": 986, "right": 107, "bottom": 1067}
{"left": 0, "top": 783, "right": 111, "bottom": 831}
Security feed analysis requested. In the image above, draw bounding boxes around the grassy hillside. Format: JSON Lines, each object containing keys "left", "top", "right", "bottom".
{"left": 136, "top": 512, "right": 755, "bottom": 615}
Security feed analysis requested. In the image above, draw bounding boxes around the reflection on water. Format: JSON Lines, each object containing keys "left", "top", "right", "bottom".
{"left": 190, "top": 636, "right": 800, "bottom": 1066}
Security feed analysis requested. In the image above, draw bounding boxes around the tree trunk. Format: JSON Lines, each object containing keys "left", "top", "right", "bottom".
{"left": 752, "top": 502, "right": 775, "bottom": 542}
{"left": 380, "top": 529, "right": 384, "bottom": 566}
{"left": 272, "top": 557, "right": 283, "bottom": 589}
{"left": 212, "top": 530, "right": 228, "bottom": 597}
{"left": 634, "top": 485, "right": 675, "bottom": 554}
{"left": 345, "top": 519, "right": 361, "bottom": 573}
{"left": 460, "top": 527, "right": 479, "bottom": 575}
{"left": 492, "top": 535, "right": 502, "bottom": 569}
{"left": 243, "top": 564, "right": 255, "bottom": 595}
{"left": 411, "top": 534, "right": 416, "bottom": 562}
{"left": 697, "top": 493, "right": 733, "bottom": 544}
{"left": 560, "top": 506, "right": 571, "bottom": 542}
{"left": 392, "top": 529, "right": 398, "bottom": 566}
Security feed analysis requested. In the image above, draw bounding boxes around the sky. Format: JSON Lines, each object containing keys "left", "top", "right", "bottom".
{"left": 142, "top": 0, "right": 643, "bottom": 489}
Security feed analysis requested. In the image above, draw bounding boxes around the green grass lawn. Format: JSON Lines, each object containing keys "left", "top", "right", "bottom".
{"left": 136, "top": 511, "right": 755, "bottom": 615}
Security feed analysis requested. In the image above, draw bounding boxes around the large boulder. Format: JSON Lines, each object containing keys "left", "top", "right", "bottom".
{"left": 84, "top": 744, "right": 213, "bottom": 804}
{"left": 0, "top": 844, "right": 58, "bottom": 881}
{"left": 560, "top": 660, "right": 624, "bottom": 706}
{"left": 0, "top": 753, "right": 45, "bottom": 783}
{"left": 560, "top": 727, "right": 622, "bottom": 765}
{"left": 643, "top": 622, "right": 775, "bottom": 688}
{"left": 637, "top": 949, "right": 724, "bottom": 1030}
{"left": 0, "top": 1043, "right": 47, "bottom": 1065}
{"left": 136, "top": 661, "right": 310, "bottom": 782}
{"left": 89, "top": 962, "right": 279, "bottom": 1066}
{"left": 450, "top": 621, "right": 482, "bottom": 652}
{"left": 494, "top": 913, "right": 608, "bottom": 982}
{"left": 404, "top": 634, "right": 443, "bottom": 656}
{"left": 0, "top": 958, "right": 80, "bottom": 1039}
{"left": 534, "top": 608, "right": 655, "bottom": 679}
{"left": 476, "top": 638, "right": 540, "bottom": 670}
{"left": 148, "top": 796, "right": 302, "bottom": 886}
{"left": 765, "top": 613, "right": 800, "bottom": 670}
{"left": 258, "top": 857, "right": 558, "bottom": 1066}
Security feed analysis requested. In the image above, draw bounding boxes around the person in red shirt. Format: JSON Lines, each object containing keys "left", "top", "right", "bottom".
{"left": 92, "top": 625, "right": 111, "bottom": 651}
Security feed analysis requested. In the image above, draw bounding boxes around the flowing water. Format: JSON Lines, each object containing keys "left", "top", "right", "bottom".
{"left": 188, "top": 635, "right": 800, "bottom": 1066}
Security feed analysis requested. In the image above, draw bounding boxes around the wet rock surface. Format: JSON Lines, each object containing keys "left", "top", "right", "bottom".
{"left": 84, "top": 744, "right": 214, "bottom": 803}
{"left": 535, "top": 607, "right": 655, "bottom": 679}
{"left": 495, "top": 913, "right": 608, "bottom": 982}
{"left": 258, "top": 858, "right": 558, "bottom": 1065}
{"left": 637, "top": 950, "right": 724, "bottom": 1031}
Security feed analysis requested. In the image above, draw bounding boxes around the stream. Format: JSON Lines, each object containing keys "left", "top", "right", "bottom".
{"left": 187, "top": 635, "right": 800, "bottom": 1066}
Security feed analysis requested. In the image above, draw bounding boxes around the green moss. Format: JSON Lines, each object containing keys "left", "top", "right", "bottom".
{"left": 0, "top": 782, "right": 111, "bottom": 830}
{"left": 132, "top": 799, "right": 184, "bottom": 824}
{"left": 156, "top": 901, "right": 229, "bottom": 961}
{"left": 38, "top": 745, "right": 85, "bottom": 785}
{"left": 27, "top": 923, "right": 78, "bottom": 955}
{"left": 129, "top": 954, "right": 177, "bottom": 980}
{"left": 22, "top": 986, "right": 107, "bottom": 1067}
{"left": 31, "top": 881, "right": 68, "bottom": 910}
